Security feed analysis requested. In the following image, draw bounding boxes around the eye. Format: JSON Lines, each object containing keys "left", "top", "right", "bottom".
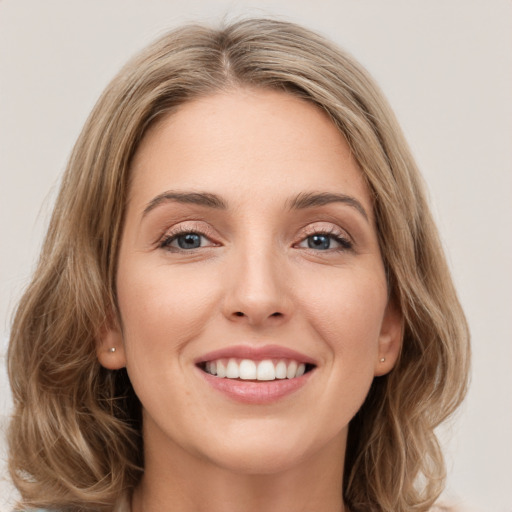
{"left": 160, "top": 231, "right": 213, "bottom": 251}
{"left": 297, "top": 232, "right": 352, "bottom": 251}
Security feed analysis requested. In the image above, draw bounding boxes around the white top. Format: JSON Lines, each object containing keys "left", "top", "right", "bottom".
{"left": 113, "top": 493, "right": 131, "bottom": 512}
{"left": 31, "top": 494, "right": 130, "bottom": 512}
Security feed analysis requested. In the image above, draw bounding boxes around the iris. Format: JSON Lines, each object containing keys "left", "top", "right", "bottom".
{"left": 177, "top": 233, "right": 202, "bottom": 249}
{"left": 308, "top": 234, "right": 331, "bottom": 250}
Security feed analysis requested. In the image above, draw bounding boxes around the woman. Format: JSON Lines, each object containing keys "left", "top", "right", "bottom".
{"left": 7, "top": 18, "right": 470, "bottom": 512}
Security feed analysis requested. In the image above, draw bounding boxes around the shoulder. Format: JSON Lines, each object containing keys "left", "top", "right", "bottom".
{"left": 22, "top": 509, "right": 56, "bottom": 512}
{"left": 114, "top": 493, "right": 131, "bottom": 512}
{"left": 20, "top": 510, "right": 55, "bottom": 512}
{"left": 16, "top": 495, "right": 129, "bottom": 512}
{"left": 430, "top": 504, "right": 470, "bottom": 512}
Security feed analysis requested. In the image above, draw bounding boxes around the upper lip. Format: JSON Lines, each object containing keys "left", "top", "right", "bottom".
{"left": 195, "top": 344, "right": 317, "bottom": 365}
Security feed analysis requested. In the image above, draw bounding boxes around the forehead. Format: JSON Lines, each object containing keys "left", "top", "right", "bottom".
{"left": 128, "top": 88, "right": 371, "bottom": 215}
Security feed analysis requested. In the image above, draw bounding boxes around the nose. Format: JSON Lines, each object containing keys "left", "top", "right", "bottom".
{"left": 222, "top": 245, "right": 293, "bottom": 328}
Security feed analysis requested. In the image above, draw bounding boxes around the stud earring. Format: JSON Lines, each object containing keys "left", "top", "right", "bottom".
{"left": 109, "top": 347, "right": 116, "bottom": 353}
{"left": 379, "top": 357, "right": 385, "bottom": 362}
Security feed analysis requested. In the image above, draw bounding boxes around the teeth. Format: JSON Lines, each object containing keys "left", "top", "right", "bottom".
{"left": 216, "top": 360, "right": 227, "bottom": 378}
{"left": 226, "top": 359, "right": 239, "bottom": 379}
{"left": 257, "top": 360, "right": 275, "bottom": 381}
{"left": 239, "top": 359, "right": 257, "bottom": 380}
{"left": 286, "top": 361, "right": 297, "bottom": 379}
{"left": 275, "top": 361, "right": 287, "bottom": 379}
{"left": 203, "top": 358, "right": 310, "bottom": 381}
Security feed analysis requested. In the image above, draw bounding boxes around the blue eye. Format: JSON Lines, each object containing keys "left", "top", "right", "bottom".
{"left": 176, "top": 233, "right": 202, "bottom": 249}
{"left": 298, "top": 232, "right": 352, "bottom": 251}
{"left": 307, "top": 234, "right": 332, "bottom": 250}
{"left": 161, "top": 232, "right": 207, "bottom": 250}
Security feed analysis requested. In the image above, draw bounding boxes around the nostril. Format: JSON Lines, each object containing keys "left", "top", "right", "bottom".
{"left": 232, "top": 311, "right": 283, "bottom": 320}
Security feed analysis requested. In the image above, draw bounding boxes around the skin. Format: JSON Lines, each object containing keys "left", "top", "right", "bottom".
{"left": 98, "top": 88, "right": 402, "bottom": 512}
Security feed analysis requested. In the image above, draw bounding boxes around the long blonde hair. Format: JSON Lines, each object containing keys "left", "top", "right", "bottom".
{"left": 8, "top": 18, "right": 470, "bottom": 511}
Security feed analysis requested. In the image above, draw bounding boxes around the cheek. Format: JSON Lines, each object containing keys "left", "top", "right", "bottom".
{"left": 115, "top": 262, "right": 225, "bottom": 427}
{"left": 298, "top": 265, "right": 388, "bottom": 363}
{"left": 116, "top": 261, "right": 222, "bottom": 358}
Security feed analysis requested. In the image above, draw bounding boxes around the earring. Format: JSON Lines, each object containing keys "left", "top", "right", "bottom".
{"left": 379, "top": 357, "right": 385, "bottom": 362}
{"left": 109, "top": 347, "right": 116, "bottom": 353}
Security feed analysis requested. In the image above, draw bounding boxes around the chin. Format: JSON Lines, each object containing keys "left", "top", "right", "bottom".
{"left": 197, "top": 422, "right": 340, "bottom": 476}
{"left": 208, "top": 441, "right": 312, "bottom": 475}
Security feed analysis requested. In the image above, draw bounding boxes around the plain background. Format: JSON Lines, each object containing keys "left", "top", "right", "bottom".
{"left": 0, "top": 0, "right": 511, "bottom": 510}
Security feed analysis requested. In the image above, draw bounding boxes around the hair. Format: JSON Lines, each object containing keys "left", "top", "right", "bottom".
{"left": 7, "top": 17, "right": 470, "bottom": 512}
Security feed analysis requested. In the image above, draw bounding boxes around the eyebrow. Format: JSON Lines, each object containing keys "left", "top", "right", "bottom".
{"left": 142, "top": 190, "right": 368, "bottom": 222}
{"left": 287, "top": 192, "right": 369, "bottom": 222}
{"left": 143, "top": 191, "right": 227, "bottom": 217}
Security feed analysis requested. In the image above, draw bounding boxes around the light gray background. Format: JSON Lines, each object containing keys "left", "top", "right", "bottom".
{"left": 1, "top": 1, "right": 511, "bottom": 510}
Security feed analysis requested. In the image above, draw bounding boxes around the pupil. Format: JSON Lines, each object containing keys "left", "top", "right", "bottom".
{"left": 178, "top": 233, "right": 201, "bottom": 249}
{"left": 308, "top": 235, "right": 330, "bottom": 250}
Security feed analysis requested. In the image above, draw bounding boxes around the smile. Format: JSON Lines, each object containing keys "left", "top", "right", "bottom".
{"left": 201, "top": 358, "right": 314, "bottom": 380}
{"left": 195, "top": 345, "right": 317, "bottom": 404}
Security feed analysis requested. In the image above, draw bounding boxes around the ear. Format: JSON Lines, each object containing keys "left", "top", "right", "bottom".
{"left": 374, "top": 299, "right": 403, "bottom": 377}
{"left": 96, "top": 315, "right": 127, "bottom": 370}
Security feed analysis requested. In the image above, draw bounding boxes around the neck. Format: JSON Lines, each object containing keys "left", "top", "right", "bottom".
{"left": 131, "top": 419, "right": 347, "bottom": 512}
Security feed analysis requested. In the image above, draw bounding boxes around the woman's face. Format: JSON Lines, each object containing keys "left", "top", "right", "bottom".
{"left": 99, "top": 88, "right": 401, "bottom": 475}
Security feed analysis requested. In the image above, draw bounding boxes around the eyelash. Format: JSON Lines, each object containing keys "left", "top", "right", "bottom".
{"left": 158, "top": 225, "right": 217, "bottom": 251}
{"left": 157, "top": 226, "right": 353, "bottom": 253}
{"left": 297, "top": 228, "right": 353, "bottom": 252}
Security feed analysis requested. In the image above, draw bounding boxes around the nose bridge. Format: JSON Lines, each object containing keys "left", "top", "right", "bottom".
{"left": 223, "top": 235, "right": 291, "bottom": 325}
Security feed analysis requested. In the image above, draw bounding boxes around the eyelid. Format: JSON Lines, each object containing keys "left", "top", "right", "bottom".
{"left": 156, "top": 221, "right": 220, "bottom": 248}
{"left": 294, "top": 222, "right": 354, "bottom": 251}
{"left": 298, "top": 222, "right": 352, "bottom": 241}
{"left": 154, "top": 220, "right": 353, "bottom": 252}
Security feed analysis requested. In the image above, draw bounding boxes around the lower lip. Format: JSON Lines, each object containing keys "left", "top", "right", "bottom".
{"left": 198, "top": 368, "right": 313, "bottom": 404}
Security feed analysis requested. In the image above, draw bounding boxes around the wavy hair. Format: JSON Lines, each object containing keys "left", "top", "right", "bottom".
{"left": 7, "top": 18, "right": 470, "bottom": 511}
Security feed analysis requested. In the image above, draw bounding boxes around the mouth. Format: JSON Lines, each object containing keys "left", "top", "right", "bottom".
{"left": 198, "top": 358, "right": 316, "bottom": 381}
{"left": 194, "top": 345, "right": 317, "bottom": 403}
